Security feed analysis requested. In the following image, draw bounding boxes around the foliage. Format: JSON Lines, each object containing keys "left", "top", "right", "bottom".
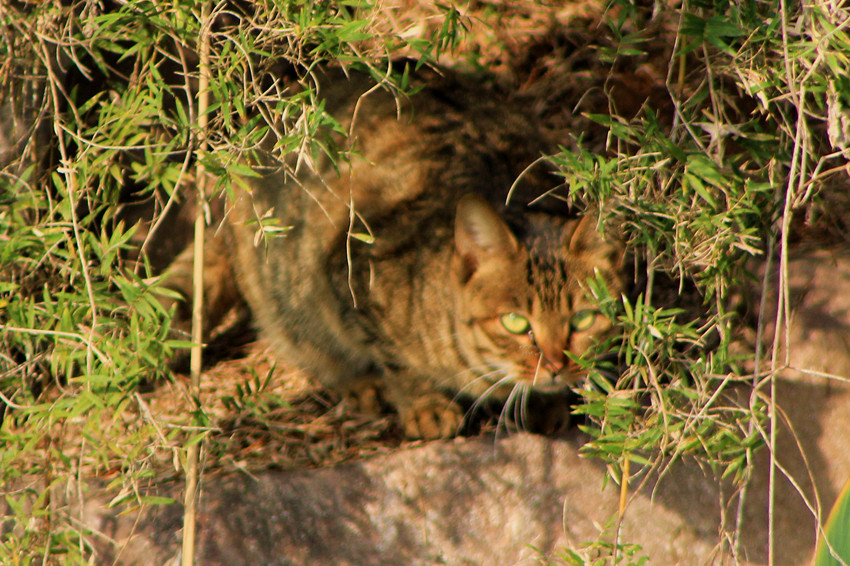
{"left": 1, "top": 0, "right": 848, "bottom": 563}
{"left": 0, "top": 1, "right": 457, "bottom": 562}
{"left": 545, "top": 0, "right": 849, "bottom": 560}
{"left": 814, "top": 476, "right": 850, "bottom": 566}
{"left": 547, "top": 543, "right": 649, "bottom": 566}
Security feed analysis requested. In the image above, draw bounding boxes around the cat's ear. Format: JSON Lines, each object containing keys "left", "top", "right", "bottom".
{"left": 568, "top": 211, "right": 623, "bottom": 267}
{"left": 567, "top": 212, "right": 603, "bottom": 252}
{"left": 454, "top": 194, "right": 520, "bottom": 282}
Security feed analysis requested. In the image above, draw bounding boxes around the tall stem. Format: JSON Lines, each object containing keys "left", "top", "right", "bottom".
{"left": 182, "top": 2, "right": 211, "bottom": 564}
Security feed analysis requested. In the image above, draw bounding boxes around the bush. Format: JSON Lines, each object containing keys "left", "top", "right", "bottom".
{"left": 1, "top": 0, "right": 848, "bottom": 563}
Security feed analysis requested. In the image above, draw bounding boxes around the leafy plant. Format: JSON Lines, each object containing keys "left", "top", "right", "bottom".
{"left": 1, "top": 0, "right": 848, "bottom": 563}
{"left": 545, "top": 0, "right": 849, "bottom": 560}
{"left": 0, "top": 1, "right": 461, "bottom": 562}
{"left": 814, "top": 477, "right": 850, "bottom": 566}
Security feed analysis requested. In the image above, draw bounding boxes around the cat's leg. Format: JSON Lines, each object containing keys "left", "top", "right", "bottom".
{"left": 382, "top": 374, "right": 464, "bottom": 439}
{"left": 403, "top": 394, "right": 464, "bottom": 439}
{"left": 337, "top": 373, "right": 387, "bottom": 416}
{"left": 157, "top": 233, "right": 245, "bottom": 344}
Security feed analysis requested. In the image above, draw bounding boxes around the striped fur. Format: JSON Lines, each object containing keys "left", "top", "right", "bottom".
{"left": 164, "top": 66, "right": 622, "bottom": 439}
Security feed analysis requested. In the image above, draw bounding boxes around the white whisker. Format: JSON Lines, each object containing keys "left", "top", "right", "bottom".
{"left": 495, "top": 383, "right": 520, "bottom": 437}
{"left": 519, "top": 384, "right": 531, "bottom": 430}
{"left": 436, "top": 364, "right": 502, "bottom": 391}
{"left": 501, "top": 383, "right": 532, "bottom": 436}
{"left": 466, "top": 373, "right": 516, "bottom": 426}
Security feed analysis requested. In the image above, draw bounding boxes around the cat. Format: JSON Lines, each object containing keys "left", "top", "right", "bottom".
{"left": 163, "top": 64, "right": 623, "bottom": 439}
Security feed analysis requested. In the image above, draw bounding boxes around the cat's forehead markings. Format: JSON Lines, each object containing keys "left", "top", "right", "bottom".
{"left": 526, "top": 253, "right": 569, "bottom": 311}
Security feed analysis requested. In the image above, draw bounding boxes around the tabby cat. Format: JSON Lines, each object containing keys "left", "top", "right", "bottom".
{"left": 166, "top": 65, "right": 622, "bottom": 439}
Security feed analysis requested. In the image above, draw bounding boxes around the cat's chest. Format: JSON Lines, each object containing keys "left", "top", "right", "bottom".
{"left": 352, "top": 242, "right": 457, "bottom": 344}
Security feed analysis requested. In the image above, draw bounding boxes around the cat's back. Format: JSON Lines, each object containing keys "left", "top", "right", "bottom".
{"left": 237, "top": 65, "right": 553, "bottom": 232}
{"left": 227, "top": 64, "right": 555, "bottom": 302}
{"left": 223, "top": 64, "right": 559, "bottom": 387}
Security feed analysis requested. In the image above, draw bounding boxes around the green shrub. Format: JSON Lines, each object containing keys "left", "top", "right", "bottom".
{"left": 1, "top": 0, "right": 848, "bottom": 563}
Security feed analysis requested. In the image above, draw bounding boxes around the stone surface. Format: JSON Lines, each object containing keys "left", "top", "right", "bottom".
{"left": 87, "top": 432, "right": 736, "bottom": 565}
{"left": 739, "top": 249, "right": 850, "bottom": 565}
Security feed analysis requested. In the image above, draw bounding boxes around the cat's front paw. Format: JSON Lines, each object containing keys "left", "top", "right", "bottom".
{"left": 344, "top": 381, "right": 386, "bottom": 416}
{"left": 401, "top": 396, "right": 463, "bottom": 440}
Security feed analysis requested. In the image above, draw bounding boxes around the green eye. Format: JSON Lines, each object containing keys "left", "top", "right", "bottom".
{"left": 500, "top": 313, "right": 531, "bottom": 334}
{"left": 570, "top": 310, "right": 597, "bottom": 331}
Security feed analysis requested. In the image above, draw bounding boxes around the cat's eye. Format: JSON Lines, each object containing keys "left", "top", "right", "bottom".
{"left": 500, "top": 313, "right": 531, "bottom": 335}
{"left": 570, "top": 310, "right": 597, "bottom": 332}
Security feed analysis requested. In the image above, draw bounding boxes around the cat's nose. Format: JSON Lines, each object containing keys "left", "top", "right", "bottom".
{"left": 540, "top": 345, "right": 567, "bottom": 374}
{"left": 542, "top": 358, "right": 565, "bottom": 375}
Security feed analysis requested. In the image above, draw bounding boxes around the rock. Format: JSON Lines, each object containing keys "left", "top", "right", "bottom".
{"left": 736, "top": 249, "right": 850, "bottom": 565}
{"left": 87, "top": 431, "right": 737, "bottom": 565}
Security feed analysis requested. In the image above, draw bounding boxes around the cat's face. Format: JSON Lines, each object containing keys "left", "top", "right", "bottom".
{"left": 452, "top": 194, "right": 620, "bottom": 397}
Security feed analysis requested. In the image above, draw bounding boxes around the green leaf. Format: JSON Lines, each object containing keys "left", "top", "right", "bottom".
{"left": 165, "top": 339, "right": 201, "bottom": 350}
{"left": 139, "top": 495, "right": 177, "bottom": 506}
{"left": 228, "top": 161, "right": 262, "bottom": 178}
{"left": 814, "top": 476, "right": 850, "bottom": 566}
{"left": 350, "top": 232, "right": 375, "bottom": 244}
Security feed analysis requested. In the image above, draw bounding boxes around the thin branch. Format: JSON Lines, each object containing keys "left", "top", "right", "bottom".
{"left": 182, "top": 2, "right": 213, "bottom": 564}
